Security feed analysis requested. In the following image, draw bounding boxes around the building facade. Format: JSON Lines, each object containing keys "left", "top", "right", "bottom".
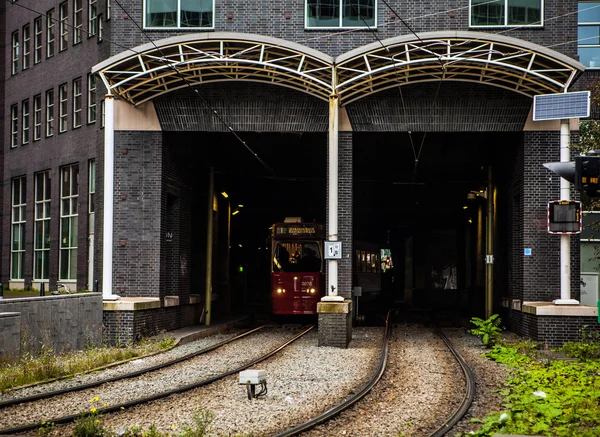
{"left": 2, "top": 0, "right": 599, "bottom": 346}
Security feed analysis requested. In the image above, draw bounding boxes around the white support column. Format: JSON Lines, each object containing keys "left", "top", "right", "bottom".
{"left": 323, "top": 95, "right": 343, "bottom": 302}
{"left": 554, "top": 119, "right": 579, "bottom": 305}
{"left": 102, "top": 94, "right": 119, "bottom": 300}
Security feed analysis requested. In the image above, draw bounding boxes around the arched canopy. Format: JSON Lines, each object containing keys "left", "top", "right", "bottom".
{"left": 92, "top": 32, "right": 334, "bottom": 106}
{"left": 335, "top": 31, "right": 585, "bottom": 105}
{"left": 93, "top": 31, "right": 585, "bottom": 107}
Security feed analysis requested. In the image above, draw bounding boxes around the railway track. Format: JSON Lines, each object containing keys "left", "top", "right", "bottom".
{"left": 0, "top": 325, "right": 314, "bottom": 435}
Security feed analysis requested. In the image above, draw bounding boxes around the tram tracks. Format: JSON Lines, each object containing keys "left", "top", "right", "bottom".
{"left": 0, "top": 325, "right": 314, "bottom": 435}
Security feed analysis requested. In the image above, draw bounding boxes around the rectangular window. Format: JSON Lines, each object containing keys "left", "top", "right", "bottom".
{"left": 106, "top": 0, "right": 110, "bottom": 20}
{"left": 34, "top": 171, "right": 51, "bottom": 281}
{"left": 470, "top": 0, "right": 542, "bottom": 27}
{"left": 22, "top": 24, "right": 30, "bottom": 70}
{"left": 60, "top": 2, "right": 68, "bottom": 51}
{"left": 47, "top": 9, "right": 55, "bottom": 58}
{"left": 88, "top": 73, "right": 97, "bottom": 123}
{"left": 98, "top": 13, "right": 103, "bottom": 41}
{"left": 34, "top": 94, "right": 42, "bottom": 141}
{"left": 144, "top": 0, "right": 214, "bottom": 29}
{"left": 306, "top": 0, "right": 376, "bottom": 28}
{"left": 101, "top": 99, "right": 105, "bottom": 128}
{"left": 89, "top": 160, "right": 95, "bottom": 214}
{"left": 34, "top": 17, "right": 42, "bottom": 64}
{"left": 46, "top": 89, "right": 55, "bottom": 137}
{"left": 73, "top": 78, "right": 82, "bottom": 128}
{"left": 59, "top": 83, "right": 68, "bottom": 132}
{"left": 89, "top": 0, "right": 97, "bottom": 37}
{"left": 74, "top": 0, "right": 82, "bottom": 44}
{"left": 22, "top": 100, "right": 30, "bottom": 145}
{"left": 579, "top": 2, "right": 600, "bottom": 68}
{"left": 11, "top": 177, "right": 26, "bottom": 280}
{"left": 11, "top": 104, "right": 19, "bottom": 148}
{"left": 11, "top": 31, "right": 19, "bottom": 75}
{"left": 60, "top": 164, "right": 79, "bottom": 281}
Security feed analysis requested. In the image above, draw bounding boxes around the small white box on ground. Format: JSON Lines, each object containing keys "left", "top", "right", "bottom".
{"left": 239, "top": 369, "right": 266, "bottom": 385}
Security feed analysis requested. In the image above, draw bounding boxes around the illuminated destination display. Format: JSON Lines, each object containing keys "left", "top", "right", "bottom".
{"left": 274, "top": 223, "right": 324, "bottom": 237}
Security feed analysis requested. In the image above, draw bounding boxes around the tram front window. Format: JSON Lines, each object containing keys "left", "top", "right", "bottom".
{"left": 273, "top": 241, "right": 321, "bottom": 272}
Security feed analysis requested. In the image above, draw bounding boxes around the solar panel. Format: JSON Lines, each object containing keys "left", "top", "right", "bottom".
{"left": 533, "top": 91, "right": 590, "bottom": 121}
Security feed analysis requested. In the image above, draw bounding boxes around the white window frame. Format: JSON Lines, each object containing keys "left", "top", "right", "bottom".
{"left": 34, "top": 94, "right": 42, "bottom": 141}
{"left": 34, "top": 171, "right": 51, "bottom": 281}
{"left": 11, "top": 177, "right": 26, "bottom": 281}
{"left": 74, "top": 0, "right": 82, "bottom": 44}
{"left": 11, "top": 31, "right": 19, "bottom": 75}
{"left": 60, "top": 164, "right": 79, "bottom": 281}
{"left": 11, "top": 104, "right": 19, "bottom": 148}
{"left": 73, "top": 78, "right": 82, "bottom": 128}
{"left": 22, "top": 24, "right": 30, "bottom": 70}
{"left": 46, "top": 89, "right": 55, "bottom": 137}
{"left": 88, "top": 73, "right": 97, "bottom": 123}
{"left": 34, "top": 17, "right": 42, "bottom": 64}
{"left": 60, "top": 2, "right": 68, "bottom": 51}
{"left": 469, "top": 0, "right": 544, "bottom": 28}
{"left": 143, "top": 0, "right": 216, "bottom": 29}
{"left": 59, "top": 83, "right": 68, "bottom": 133}
{"left": 22, "top": 99, "right": 30, "bottom": 145}
{"left": 304, "top": 0, "right": 377, "bottom": 29}
{"left": 88, "top": 0, "right": 97, "bottom": 37}
{"left": 47, "top": 9, "right": 56, "bottom": 58}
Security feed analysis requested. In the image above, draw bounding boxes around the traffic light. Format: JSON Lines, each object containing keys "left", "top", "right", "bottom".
{"left": 543, "top": 153, "right": 600, "bottom": 197}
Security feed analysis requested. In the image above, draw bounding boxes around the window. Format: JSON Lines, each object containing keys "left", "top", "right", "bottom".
{"left": 11, "top": 31, "right": 19, "bottom": 75}
{"left": 22, "top": 24, "right": 30, "bottom": 70}
{"left": 46, "top": 89, "right": 55, "bottom": 137}
{"left": 22, "top": 100, "right": 30, "bottom": 145}
{"left": 34, "top": 17, "right": 42, "bottom": 64}
{"left": 101, "top": 99, "right": 105, "bottom": 128}
{"left": 59, "top": 83, "right": 68, "bottom": 132}
{"left": 11, "top": 177, "right": 26, "bottom": 280}
{"left": 34, "top": 94, "right": 42, "bottom": 141}
{"left": 47, "top": 9, "right": 55, "bottom": 58}
{"left": 89, "top": 160, "right": 95, "bottom": 214}
{"left": 60, "top": 164, "right": 79, "bottom": 281}
{"left": 579, "top": 2, "right": 600, "bottom": 68}
{"left": 144, "top": 0, "right": 214, "bottom": 28}
{"left": 98, "top": 13, "right": 103, "bottom": 41}
{"left": 73, "top": 78, "right": 82, "bottom": 128}
{"left": 60, "top": 2, "right": 68, "bottom": 51}
{"left": 11, "top": 104, "right": 19, "bottom": 148}
{"left": 106, "top": 0, "right": 110, "bottom": 20}
{"left": 306, "top": 0, "right": 376, "bottom": 28}
{"left": 34, "top": 171, "right": 51, "bottom": 281}
{"left": 74, "top": 0, "right": 82, "bottom": 44}
{"left": 88, "top": 73, "right": 96, "bottom": 123}
{"left": 470, "top": 0, "right": 542, "bottom": 27}
{"left": 89, "top": 0, "right": 97, "bottom": 37}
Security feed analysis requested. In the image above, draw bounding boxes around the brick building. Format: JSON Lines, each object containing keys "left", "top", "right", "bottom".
{"left": 2, "top": 0, "right": 599, "bottom": 347}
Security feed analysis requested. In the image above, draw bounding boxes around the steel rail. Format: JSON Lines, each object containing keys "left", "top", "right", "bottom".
{"left": 271, "top": 311, "right": 392, "bottom": 437}
{"left": 0, "top": 325, "right": 314, "bottom": 435}
{"left": 427, "top": 324, "right": 477, "bottom": 437}
{"left": 0, "top": 325, "right": 267, "bottom": 409}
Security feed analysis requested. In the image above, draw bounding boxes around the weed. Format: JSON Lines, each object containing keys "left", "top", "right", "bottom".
{"left": 469, "top": 314, "right": 502, "bottom": 348}
{"left": 558, "top": 325, "right": 600, "bottom": 361}
{"left": 36, "top": 421, "right": 55, "bottom": 437}
{"left": 179, "top": 410, "right": 214, "bottom": 437}
{"left": 72, "top": 397, "right": 109, "bottom": 437}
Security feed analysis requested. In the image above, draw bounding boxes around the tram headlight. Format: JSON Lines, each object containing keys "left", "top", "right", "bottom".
{"left": 277, "top": 288, "right": 285, "bottom": 294}
{"left": 309, "top": 288, "right": 315, "bottom": 294}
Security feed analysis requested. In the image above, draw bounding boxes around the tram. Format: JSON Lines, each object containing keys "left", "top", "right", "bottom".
{"left": 353, "top": 240, "right": 394, "bottom": 301}
{"left": 269, "top": 218, "right": 325, "bottom": 315}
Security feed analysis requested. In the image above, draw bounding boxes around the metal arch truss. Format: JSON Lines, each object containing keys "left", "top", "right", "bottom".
{"left": 94, "top": 34, "right": 583, "bottom": 107}
{"left": 96, "top": 38, "right": 334, "bottom": 106}
{"left": 335, "top": 37, "right": 581, "bottom": 106}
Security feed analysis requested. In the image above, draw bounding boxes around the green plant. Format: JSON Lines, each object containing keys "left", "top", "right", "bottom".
{"left": 36, "top": 421, "right": 55, "bottom": 436}
{"left": 72, "top": 397, "right": 109, "bottom": 437}
{"left": 558, "top": 325, "right": 600, "bottom": 361}
{"left": 179, "top": 410, "right": 215, "bottom": 437}
{"left": 469, "top": 314, "right": 503, "bottom": 348}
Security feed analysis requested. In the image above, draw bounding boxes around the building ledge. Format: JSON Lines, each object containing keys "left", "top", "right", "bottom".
{"left": 317, "top": 299, "right": 352, "bottom": 314}
{"left": 103, "top": 297, "right": 161, "bottom": 311}
{"left": 522, "top": 301, "right": 598, "bottom": 317}
{"left": 164, "top": 296, "right": 179, "bottom": 307}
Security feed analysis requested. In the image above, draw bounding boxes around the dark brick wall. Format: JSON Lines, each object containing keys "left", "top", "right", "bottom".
{"left": 111, "top": 131, "right": 163, "bottom": 297}
{"left": 318, "top": 311, "right": 352, "bottom": 347}
{"left": 108, "top": 1, "right": 577, "bottom": 60}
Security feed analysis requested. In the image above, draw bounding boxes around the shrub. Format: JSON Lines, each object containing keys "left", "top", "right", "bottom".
{"left": 469, "top": 314, "right": 502, "bottom": 348}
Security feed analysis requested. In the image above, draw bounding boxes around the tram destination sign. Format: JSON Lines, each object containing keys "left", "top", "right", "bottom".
{"left": 274, "top": 223, "right": 323, "bottom": 237}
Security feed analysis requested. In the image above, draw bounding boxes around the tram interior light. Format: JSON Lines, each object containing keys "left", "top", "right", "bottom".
{"left": 221, "top": 191, "right": 229, "bottom": 198}
{"left": 232, "top": 209, "right": 240, "bottom": 215}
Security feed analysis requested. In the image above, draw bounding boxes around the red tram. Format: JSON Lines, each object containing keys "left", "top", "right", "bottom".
{"left": 269, "top": 218, "right": 325, "bottom": 315}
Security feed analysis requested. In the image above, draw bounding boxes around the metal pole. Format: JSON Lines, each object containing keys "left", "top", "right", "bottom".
{"left": 102, "top": 94, "right": 118, "bottom": 300}
{"left": 323, "top": 95, "right": 343, "bottom": 302}
{"left": 205, "top": 167, "right": 214, "bottom": 324}
{"left": 554, "top": 119, "right": 579, "bottom": 305}
{"left": 485, "top": 167, "right": 494, "bottom": 319}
